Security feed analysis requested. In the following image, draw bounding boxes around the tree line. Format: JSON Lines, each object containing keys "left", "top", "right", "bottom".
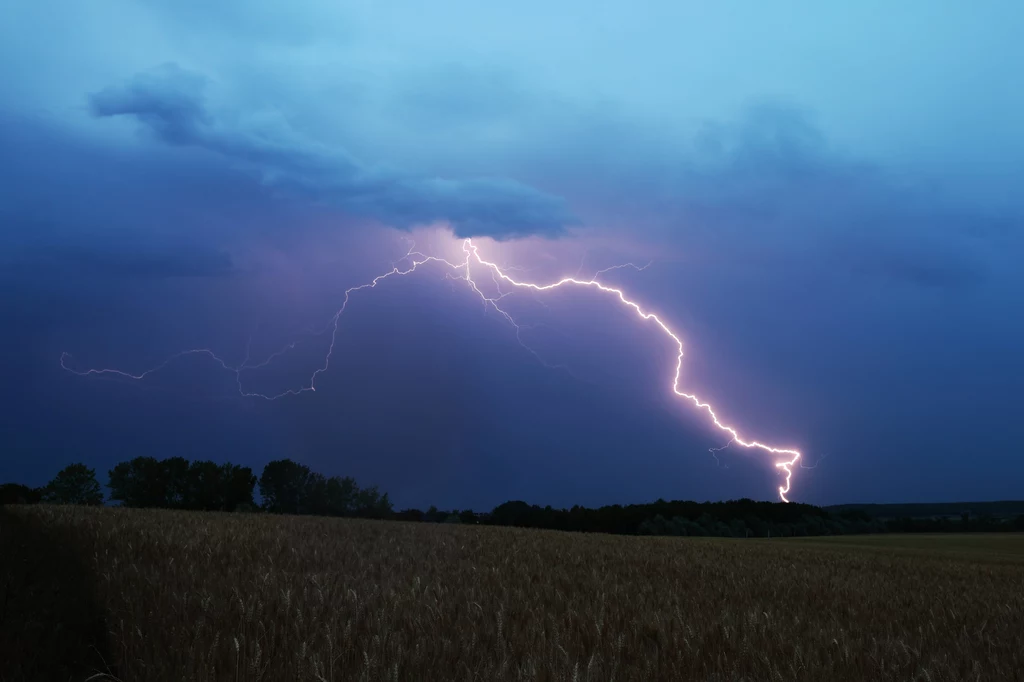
{"left": 0, "top": 457, "right": 392, "bottom": 518}
{"left": 4, "top": 462, "right": 1023, "bottom": 536}
{"left": 473, "top": 498, "right": 1024, "bottom": 536}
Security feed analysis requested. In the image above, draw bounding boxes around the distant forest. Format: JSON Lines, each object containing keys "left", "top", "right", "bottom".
{"left": 3, "top": 457, "right": 1024, "bottom": 537}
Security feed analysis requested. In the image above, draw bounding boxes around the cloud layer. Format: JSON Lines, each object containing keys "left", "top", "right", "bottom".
{"left": 89, "top": 64, "right": 578, "bottom": 240}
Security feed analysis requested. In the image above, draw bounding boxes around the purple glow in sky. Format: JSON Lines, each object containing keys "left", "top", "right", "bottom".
{"left": 62, "top": 230, "right": 805, "bottom": 500}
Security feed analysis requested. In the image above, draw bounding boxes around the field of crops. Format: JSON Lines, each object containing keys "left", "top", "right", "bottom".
{"left": 3, "top": 505, "right": 1023, "bottom": 681}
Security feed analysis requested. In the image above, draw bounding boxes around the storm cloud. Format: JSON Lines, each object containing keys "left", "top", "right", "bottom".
{"left": 89, "top": 64, "right": 578, "bottom": 240}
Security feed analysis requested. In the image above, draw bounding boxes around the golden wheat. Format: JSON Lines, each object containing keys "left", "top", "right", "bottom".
{"left": 2, "top": 505, "right": 1023, "bottom": 681}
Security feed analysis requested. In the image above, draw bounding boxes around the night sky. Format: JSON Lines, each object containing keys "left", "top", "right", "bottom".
{"left": 2, "top": 3, "right": 1022, "bottom": 509}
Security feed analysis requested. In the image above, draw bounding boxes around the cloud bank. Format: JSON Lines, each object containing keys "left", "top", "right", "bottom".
{"left": 89, "top": 64, "right": 578, "bottom": 240}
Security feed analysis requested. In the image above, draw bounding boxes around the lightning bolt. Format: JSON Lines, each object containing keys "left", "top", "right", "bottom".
{"left": 61, "top": 237, "right": 804, "bottom": 501}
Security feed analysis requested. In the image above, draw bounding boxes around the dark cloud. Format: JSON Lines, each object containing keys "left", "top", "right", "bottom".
{"left": 376, "top": 66, "right": 1006, "bottom": 290}
{"left": 89, "top": 64, "right": 578, "bottom": 240}
{"left": 616, "top": 103, "right": 1001, "bottom": 290}
{"left": 89, "top": 65, "right": 210, "bottom": 146}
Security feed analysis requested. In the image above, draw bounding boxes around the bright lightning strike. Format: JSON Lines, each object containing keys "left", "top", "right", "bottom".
{"left": 61, "top": 238, "right": 803, "bottom": 501}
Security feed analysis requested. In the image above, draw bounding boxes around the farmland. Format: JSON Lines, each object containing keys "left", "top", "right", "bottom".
{"left": 3, "top": 505, "right": 1023, "bottom": 681}
{"left": 788, "top": 533, "right": 1024, "bottom": 563}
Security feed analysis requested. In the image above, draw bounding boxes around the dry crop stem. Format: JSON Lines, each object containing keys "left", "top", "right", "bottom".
{"left": 2, "top": 505, "right": 1023, "bottom": 681}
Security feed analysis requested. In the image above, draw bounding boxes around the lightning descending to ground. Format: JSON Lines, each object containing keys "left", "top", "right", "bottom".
{"left": 61, "top": 238, "right": 803, "bottom": 501}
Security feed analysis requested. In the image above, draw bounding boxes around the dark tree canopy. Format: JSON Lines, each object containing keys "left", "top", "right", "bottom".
{"left": 259, "top": 459, "right": 392, "bottom": 518}
{"left": 41, "top": 463, "right": 103, "bottom": 506}
{"left": 258, "top": 459, "right": 311, "bottom": 515}
{"left": 108, "top": 456, "right": 255, "bottom": 511}
{"left": 0, "top": 483, "right": 42, "bottom": 505}
{"left": 108, "top": 457, "right": 168, "bottom": 508}
{"left": 185, "top": 460, "right": 257, "bottom": 512}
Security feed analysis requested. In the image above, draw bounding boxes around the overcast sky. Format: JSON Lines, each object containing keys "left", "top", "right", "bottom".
{"left": 2, "top": 1, "right": 1022, "bottom": 507}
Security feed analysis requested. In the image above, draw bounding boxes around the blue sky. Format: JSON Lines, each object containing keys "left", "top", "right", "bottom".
{"left": 1, "top": 1, "right": 1022, "bottom": 507}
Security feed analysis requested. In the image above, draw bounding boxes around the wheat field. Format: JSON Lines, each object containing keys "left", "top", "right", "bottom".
{"left": 2, "top": 505, "right": 1023, "bottom": 681}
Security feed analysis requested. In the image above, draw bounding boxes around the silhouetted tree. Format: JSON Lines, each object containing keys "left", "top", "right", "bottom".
{"left": 353, "top": 484, "right": 392, "bottom": 518}
{"left": 0, "top": 483, "right": 42, "bottom": 505}
{"left": 490, "top": 500, "right": 533, "bottom": 526}
{"left": 220, "top": 463, "right": 257, "bottom": 511}
{"left": 162, "top": 456, "right": 190, "bottom": 508}
{"left": 304, "top": 472, "right": 329, "bottom": 516}
{"left": 41, "top": 463, "right": 103, "bottom": 506}
{"left": 259, "top": 459, "right": 313, "bottom": 514}
{"left": 183, "top": 460, "right": 256, "bottom": 511}
{"left": 395, "top": 508, "right": 424, "bottom": 522}
{"left": 108, "top": 457, "right": 170, "bottom": 507}
{"left": 185, "top": 460, "right": 225, "bottom": 510}
{"left": 257, "top": 460, "right": 392, "bottom": 518}
{"left": 325, "top": 475, "right": 358, "bottom": 516}
{"left": 109, "top": 456, "right": 252, "bottom": 509}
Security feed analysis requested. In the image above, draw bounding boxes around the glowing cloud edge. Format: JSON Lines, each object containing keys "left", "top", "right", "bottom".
{"left": 61, "top": 238, "right": 803, "bottom": 502}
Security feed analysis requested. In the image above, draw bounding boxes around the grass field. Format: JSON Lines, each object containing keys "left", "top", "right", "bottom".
{"left": 787, "top": 533, "right": 1024, "bottom": 563}
{"left": 3, "top": 506, "right": 1023, "bottom": 681}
